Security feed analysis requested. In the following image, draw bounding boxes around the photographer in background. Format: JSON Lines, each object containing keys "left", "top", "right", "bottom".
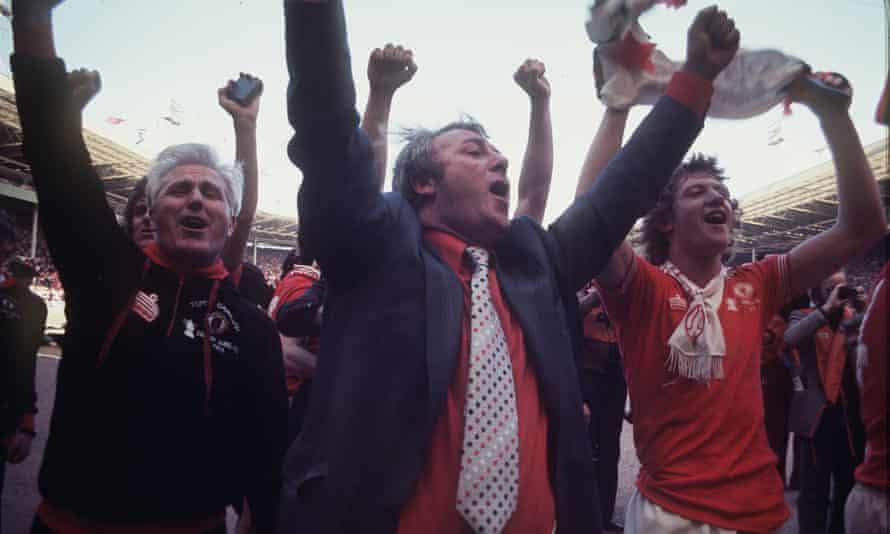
{"left": 785, "top": 271, "right": 867, "bottom": 534}
{"left": 578, "top": 284, "right": 626, "bottom": 532}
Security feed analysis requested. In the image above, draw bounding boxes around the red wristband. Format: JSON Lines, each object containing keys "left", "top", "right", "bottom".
{"left": 665, "top": 70, "right": 714, "bottom": 119}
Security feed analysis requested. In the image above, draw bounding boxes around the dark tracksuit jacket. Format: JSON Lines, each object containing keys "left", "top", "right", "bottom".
{"left": 12, "top": 54, "right": 288, "bottom": 530}
{"left": 0, "top": 276, "right": 47, "bottom": 438}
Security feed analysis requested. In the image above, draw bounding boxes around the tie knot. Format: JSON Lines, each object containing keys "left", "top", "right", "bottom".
{"left": 465, "top": 246, "right": 489, "bottom": 271}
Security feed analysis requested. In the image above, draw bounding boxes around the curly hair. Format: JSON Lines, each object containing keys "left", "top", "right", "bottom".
{"left": 636, "top": 154, "right": 742, "bottom": 266}
{"left": 392, "top": 118, "right": 488, "bottom": 209}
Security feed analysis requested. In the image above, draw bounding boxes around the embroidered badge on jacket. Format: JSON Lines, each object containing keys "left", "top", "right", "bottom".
{"left": 133, "top": 291, "right": 159, "bottom": 323}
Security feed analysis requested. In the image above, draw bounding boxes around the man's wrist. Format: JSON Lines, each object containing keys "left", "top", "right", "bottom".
{"left": 233, "top": 117, "right": 258, "bottom": 132}
{"left": 368, "top": 86, "right": 397, "bottom": 102}
{"left": 680, "top": 62, "right": 717, "bottom": 83}
{"left": 665, "top": 69, "right": 714, "bottom": 119}
{"left": 529, "top": 94, "right": 551, "bottom": 107}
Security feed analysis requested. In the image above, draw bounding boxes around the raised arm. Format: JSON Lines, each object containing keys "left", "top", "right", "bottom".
{"left": 219, "top": 76, "right": 263, "bottom": 271}
{"left": 11, "top": 0, "right": 140, "bottom": 293}
{"left": 577, "top": 108, "right": 633, "bottom": 289}
{"left": 784, "top": 75, "right": 887, "bottom": 297}
{"left": 512, "top": 59, "right": 553, "bottom": 224}
{"left": 549, "top": 7, "right": 737, "bottom": 292}
{"left": 360, "top": 44, "right": 417, "bottom": 190}
{"left": 286, "top": 0, "right": 393, "bottom": 284}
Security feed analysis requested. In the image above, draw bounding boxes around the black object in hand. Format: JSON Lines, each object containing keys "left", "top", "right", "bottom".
{"left": 837, "top": 286, "right": 858, "bottom": 301}
{"left": 226, "top": 74, "right": 263, "bottom": 107}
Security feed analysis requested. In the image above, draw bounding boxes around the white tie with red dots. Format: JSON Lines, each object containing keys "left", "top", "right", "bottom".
{"left": 456, "top": 246, "right": 519, "bottom": 534}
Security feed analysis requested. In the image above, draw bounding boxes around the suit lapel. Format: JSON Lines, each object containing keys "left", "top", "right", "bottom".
{"left": 422, "top": 247, "right": 464, "bottom": 424}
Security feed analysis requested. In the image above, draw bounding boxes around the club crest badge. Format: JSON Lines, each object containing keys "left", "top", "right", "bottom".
{"left": 132, "top": 292, "right": 159, "bottom": 323}
{"left": 734, "top": 283, "right": 754, "bottom": 301}
{"left": 207, "top": 311, "right": 229, "bottom": 336}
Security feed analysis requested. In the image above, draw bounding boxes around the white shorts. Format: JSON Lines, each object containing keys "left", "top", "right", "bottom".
{"left": 624, "top": 488, "right": 797, "bottom": 534}
{"left": 845, "top": 482, "right": 889, "bottom": 534}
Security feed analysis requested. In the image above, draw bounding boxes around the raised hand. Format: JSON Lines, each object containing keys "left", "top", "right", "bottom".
{"left": 683, "top": 5, "right": 740, "bottom": 81}
{"left": 367, "top": 44, "right": 417, "bottom": 95}
{"left": 68, "top": 68, "right": 101, "bottom": 111}
{"left": 786, "top": 71, "right": 852, "bottom": 118}
{"left": 218, "top": 73, "right": 263, "bottom": 129}
{"left": 514, "top": 58, "right": 550, "bottom": 100}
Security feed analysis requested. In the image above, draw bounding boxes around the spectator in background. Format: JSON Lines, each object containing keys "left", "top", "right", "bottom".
{"left": 123, "top": 177, "right": 155, "bottom": 248}
{"left": 268, "top": 246, "right": 322, "bottom": 445}
{"left": 761, "top": 313, "right": 793, "bottom": 485}
{"left": 1, "top": 213, "right": 47, "bottom": 534}
{"left": 577, "top": 284, "right": 625, "bottom": 532}
{"left": 785, "top": 271, "right": 867, "bottom": 534}
{"left": 846, "top": 234, "right": 889, "bottom": 534}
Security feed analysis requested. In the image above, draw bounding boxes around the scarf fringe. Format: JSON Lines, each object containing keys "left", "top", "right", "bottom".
{"left": 666, "top": 349, "right": 725, "bottom": 383}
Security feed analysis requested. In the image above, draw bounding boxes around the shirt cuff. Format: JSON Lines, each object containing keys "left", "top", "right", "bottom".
{"left": 664, "top": 70, "right": 714, "bottom": 119}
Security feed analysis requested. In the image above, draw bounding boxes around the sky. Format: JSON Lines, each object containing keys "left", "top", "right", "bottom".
{"left": 0, "top": 0, "right": 887, "bottom": 226}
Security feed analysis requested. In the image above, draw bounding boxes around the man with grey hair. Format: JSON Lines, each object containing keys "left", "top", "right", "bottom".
{"left": 10, "top": 1, "right": 287, "bottom": 532}
{"left": 282, "top": 1, "right": 738, "bottom": 533}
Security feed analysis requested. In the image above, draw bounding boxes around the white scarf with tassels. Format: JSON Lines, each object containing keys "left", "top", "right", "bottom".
{"left": 660, "top": 262, "right": 728, "bottom": 383}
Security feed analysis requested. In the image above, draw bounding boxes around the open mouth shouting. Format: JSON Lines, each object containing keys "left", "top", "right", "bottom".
{"left": 179, "top": 215, "right": 209, "bottom": 234}
{"left": 489, "top": 180, "right": 510, "bottom": 212}
{"left": 703, "top": 209, "right": 728, "bottom": 225}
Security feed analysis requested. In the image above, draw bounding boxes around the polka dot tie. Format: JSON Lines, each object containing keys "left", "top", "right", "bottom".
{"left": 456, "top": 246, "right": 519, "bottom": 534}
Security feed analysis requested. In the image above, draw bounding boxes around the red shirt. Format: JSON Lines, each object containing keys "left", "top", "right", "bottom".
{"left": 397, "top": 230, "right": 555, "bottom": 534}
{"left": 856, "top": 263, "right": 888, "bottom": 489}
{"left": 601, "top": 255, "right": 791, "bottom": 532}
{"left": 269, "top": 265, "right": 321, "bottom": 394}
{"left": 761, "top": 315, "right": 787, "bottom": 366}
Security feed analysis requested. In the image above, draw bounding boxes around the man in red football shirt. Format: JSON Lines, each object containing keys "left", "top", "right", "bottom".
{"left": 577, "top": 56, "right": 886, "bottom": 533}
{"left": 845, "top": 241, "right": 888, "bottom": 534}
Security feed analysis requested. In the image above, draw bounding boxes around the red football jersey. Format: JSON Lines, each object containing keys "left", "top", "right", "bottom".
{"left": 601, "top": 254, "right": 791, "bottom": 532}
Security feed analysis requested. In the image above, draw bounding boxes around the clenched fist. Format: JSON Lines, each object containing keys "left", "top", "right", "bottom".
{"left": 683, "top": 5, "right": 740, "bottom": 81}
{"left": 514, "top": 58, "right": 550, "bottom": 100}
{"left": 367, "top": 44, "right": 417, "bottom": 94}
{"left": 68, "top": 68, "right": 101, "bottom": 111}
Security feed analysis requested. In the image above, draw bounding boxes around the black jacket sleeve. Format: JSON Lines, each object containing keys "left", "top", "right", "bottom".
{"left": 547, "top": 94, "right": 704, "bottom": 292}
{"left": 784, "top": 309, "right": 829, "bottom": 347}
{"left": 243, "top": 314, "right": 288, "bottom": 532}
{"left": 11, "top": 55, "right": 142, "bottom": 297}
{"left": 275, "top": 278, "right": 324, "bottom": 338}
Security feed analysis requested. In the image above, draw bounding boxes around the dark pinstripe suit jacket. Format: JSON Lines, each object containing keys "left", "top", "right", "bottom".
{"left": 279, "top": 3, "right": 703, "bottom": 533}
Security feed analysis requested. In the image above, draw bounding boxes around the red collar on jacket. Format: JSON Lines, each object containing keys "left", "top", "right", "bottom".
{"left": 142, "top": 244, "right": 229, "bottom": 280}
{"left": 0, "top": 273, "right": 15, "bottom": 289}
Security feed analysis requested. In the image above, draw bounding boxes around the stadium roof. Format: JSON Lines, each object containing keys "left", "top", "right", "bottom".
{"left": 734, "top": 137, "right": 889, "bottom": 261}
{"left": 0, "top": 73, "right": 887, "bottom": 254}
